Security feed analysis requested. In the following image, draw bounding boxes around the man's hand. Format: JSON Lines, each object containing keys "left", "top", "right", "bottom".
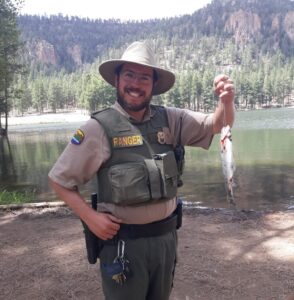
{"left": 212, "top": 74, "right": 235, "bottom": 134}
{"left": 213, "top": 74, "right": 235, "bottom": 104}
{"left": 48, "top": 178, "right": 122, "bottom": 241}
{"left": 86, "top": 211, "right": 122, "bottom": 240}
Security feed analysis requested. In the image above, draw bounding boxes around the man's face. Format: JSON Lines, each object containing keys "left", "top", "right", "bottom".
{"left": 116, "top": 62, "right": 155, "bottom": 112}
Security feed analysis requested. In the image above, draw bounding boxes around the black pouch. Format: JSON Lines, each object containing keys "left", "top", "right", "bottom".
{"left": 81, "top": 193, "right": 103, "bottom": 264}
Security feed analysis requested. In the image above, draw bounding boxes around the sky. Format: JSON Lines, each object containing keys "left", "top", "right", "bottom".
{"left": 20, "top": 0, "right": 212, "bottom": 21}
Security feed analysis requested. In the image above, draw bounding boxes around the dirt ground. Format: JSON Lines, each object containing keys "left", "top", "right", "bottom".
{"left": 1, "top": 206, "right": 294, "bottom": 300}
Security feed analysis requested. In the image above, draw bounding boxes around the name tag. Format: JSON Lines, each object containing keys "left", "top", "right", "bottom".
{"left": 112, "top": 135, "right": 143, "bottom": 148}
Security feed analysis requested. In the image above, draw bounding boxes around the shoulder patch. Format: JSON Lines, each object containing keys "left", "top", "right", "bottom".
{"left": 71, "top": 129, "right": 85, "bottom": 145}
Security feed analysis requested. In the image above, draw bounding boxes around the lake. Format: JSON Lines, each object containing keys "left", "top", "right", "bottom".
{"left": 1, "top": 107, "right": 293, "bottom": 211}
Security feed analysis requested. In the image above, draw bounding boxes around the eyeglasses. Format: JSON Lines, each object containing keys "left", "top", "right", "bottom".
{"left": 120, "top": 70, "right": 153, "bottom": 85}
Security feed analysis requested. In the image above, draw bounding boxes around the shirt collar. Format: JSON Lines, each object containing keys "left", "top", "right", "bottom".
{"left": 112, "top": 101, "right": 154, "bottom": 122}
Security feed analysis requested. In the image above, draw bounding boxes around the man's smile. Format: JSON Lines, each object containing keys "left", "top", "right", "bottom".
{"left": 125, "top": 88, "right": 144, "bottom": 98}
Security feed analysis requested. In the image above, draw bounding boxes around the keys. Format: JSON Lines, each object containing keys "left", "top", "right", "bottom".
{"left": 112, "top": 271, "right": 126, "bottom": 285}
{"left": 102, "top": 240, "right": 131, "bottom": 285}
{"left": 112, "top": 240, "right": 130, "bottom": 285}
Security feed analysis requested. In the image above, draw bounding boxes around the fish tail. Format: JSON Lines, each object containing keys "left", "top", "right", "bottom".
{"left": 227, "top": 179, "right": 236, "bottom": 208}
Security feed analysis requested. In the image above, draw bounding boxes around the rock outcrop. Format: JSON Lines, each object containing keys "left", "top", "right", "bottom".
{"left": 225, "top": 10, "right": 261, "bottom": 44}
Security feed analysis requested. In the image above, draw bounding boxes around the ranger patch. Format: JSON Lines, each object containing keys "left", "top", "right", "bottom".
{"left": 113, "top": 135, "right": 143, "bottom": 148}
{"left": 71, "top": 129, "right": 85, "bottom": 145}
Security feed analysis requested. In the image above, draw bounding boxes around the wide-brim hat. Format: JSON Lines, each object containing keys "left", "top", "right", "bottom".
{"left": 99, "top": 41, "right": 175, "bottom": 95}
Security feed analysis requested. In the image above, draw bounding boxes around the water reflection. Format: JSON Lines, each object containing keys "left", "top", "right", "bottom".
{"left": 0, "top": 137, "right": 18, "bottom": 185}
{"left": 235, "top": 107, "right": 294, "bottom": 129}
{"left": 0, "top": 131, "right": 76, "bottom": 199}
{"left": 178, "top": 128, "right": 294, "bottom": 211}
{"left": 181, "top": 162, "right": 293, "bottom": 211}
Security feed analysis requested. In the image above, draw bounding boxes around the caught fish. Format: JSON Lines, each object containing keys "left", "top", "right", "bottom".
{"left": 220, "top": 125, "right": 236, "bottom": 207}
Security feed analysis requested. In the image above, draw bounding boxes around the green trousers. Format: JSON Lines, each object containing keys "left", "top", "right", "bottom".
{"left": 99, "top": 230, "right": 177, "bottom": 300}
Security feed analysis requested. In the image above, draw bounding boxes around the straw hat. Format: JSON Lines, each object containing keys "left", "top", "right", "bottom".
{"left": 99, "top": 41, "right": 175, "bottom": 95}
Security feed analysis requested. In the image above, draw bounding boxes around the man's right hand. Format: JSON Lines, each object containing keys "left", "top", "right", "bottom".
{"left": 86, "top": 211, "right": 122, "bottom": 240}
{"left": 48, "top": 178, "right": 122, "bottom": 241}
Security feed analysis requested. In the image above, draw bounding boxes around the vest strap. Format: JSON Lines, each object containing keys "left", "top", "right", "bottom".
{"left": 144, "top": 159, "right": 162, "bottom": 199}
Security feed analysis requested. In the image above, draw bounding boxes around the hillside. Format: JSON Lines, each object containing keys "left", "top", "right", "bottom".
{"left": 18, "top": 0, "right": 294, "bottom": 72}
{"left": 2, "top": 0, "right": 291, "bottom": 116}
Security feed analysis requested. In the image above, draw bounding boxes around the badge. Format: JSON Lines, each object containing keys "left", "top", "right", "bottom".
{"left": 157, "top": 131, "right": 166, "bottom": 144}
{"left": 71, "top": 129, "right": 85, "bottom": 145}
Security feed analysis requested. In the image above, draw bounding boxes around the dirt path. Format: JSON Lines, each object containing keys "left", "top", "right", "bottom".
{"left": 1, "top": 207, "right": 294, "bottom": 300}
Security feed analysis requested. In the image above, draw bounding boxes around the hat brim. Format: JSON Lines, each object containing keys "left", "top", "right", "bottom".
{"left": 99, "top": 59, "right": 175, "bottom": 95}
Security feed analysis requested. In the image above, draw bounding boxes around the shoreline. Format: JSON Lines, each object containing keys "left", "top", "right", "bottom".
{"left": 1, "top": 200, "right": 292, "bottom": 216}
{"left": 6, "top": 106, "right": 294, "bottom": 126}
{"left": 7, "top": 110, "right": 90, "bottom": 126}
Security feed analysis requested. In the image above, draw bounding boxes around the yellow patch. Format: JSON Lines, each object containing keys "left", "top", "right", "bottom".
{"left": 112, "top": 135, "right": 143, "bottom": 148}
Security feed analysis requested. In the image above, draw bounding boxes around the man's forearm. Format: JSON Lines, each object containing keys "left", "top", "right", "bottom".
{"left": 48, "top": 177, "right": 122, "bottom": 240}
{"left": 48, "top": 177, "right": 94, "bottom": 222}
{"left": 213, "top": 100, "right": 235, "bottom": 134}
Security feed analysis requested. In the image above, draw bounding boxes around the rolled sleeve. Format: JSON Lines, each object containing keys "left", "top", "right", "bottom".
{"left": 48, "top": 119, "right": 110, "bottom": 189}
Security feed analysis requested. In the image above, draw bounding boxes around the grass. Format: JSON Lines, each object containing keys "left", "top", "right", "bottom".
{"left": 0, "top": 189, "right": 37, "bottom": 205}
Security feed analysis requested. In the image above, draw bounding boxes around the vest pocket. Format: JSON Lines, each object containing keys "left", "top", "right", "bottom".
{"left": 109, "top": 162, "right": 151, "bottom": 205}
{"left": 106, "top": 152, "right": 178, "bottom": 206}
{"left": 153, "top": 151, "right": 178, "bottom": 199}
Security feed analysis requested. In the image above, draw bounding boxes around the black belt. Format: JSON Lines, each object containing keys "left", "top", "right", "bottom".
{"left": 108, "top": 200, "right": 182, "bottom": 241}
{"left": 117, "top": 213, "right": 178, "bottom": 240}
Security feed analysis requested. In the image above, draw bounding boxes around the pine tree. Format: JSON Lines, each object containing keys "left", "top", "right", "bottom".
{"left": 0, "top": 0, "right": 23, "bottom": 135}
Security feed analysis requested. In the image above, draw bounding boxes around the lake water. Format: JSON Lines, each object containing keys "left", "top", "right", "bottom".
{"left": 1, "top": 108, "right": 293, "bottom": 211}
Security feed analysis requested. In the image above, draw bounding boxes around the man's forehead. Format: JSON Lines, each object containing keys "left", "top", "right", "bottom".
{"left": 121, "top": 62, "right": 154, "bottom": 75}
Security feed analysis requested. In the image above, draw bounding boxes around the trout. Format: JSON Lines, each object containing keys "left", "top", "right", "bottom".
{"left": 220, "top": 125, "right": 236, "bottom": 207}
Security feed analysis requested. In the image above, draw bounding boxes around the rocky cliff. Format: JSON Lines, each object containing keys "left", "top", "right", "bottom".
{"left": 19, "top": 0, "right": 294, "bottom": 69}
{"left": 225, "top": 10, "right": 262, "bottom": 44}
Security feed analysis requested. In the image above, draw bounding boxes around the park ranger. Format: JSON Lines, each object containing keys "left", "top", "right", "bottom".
{"left": 49, "top": 41, "right": 235, "bottom": 300}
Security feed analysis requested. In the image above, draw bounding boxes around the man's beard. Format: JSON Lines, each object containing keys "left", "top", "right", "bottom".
{"left": 117, "top": 88, "right": 152, "bottom": 112}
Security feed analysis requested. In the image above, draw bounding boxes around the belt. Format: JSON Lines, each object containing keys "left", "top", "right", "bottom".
{"left": 117, "top": 212, "right": 178, "bottom": 240}
{"left": 103, "top": 199, "right": 182, "bottom": 243}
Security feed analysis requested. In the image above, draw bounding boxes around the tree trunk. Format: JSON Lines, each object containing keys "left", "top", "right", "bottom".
{"left": 4, "top": 81, "right": 9, "bottom": 136}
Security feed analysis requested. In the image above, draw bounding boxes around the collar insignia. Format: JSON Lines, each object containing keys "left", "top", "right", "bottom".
{"left": 157, "top": 131, "right": 166, "bottom": 144}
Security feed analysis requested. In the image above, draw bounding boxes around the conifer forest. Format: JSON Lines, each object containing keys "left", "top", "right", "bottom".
{"left": 1, "top": 0, "right": 294, "bottom": 134}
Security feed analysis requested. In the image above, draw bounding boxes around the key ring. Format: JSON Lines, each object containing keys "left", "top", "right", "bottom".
{"left": 117, "top": 239, "right": 125, "bottom": 259}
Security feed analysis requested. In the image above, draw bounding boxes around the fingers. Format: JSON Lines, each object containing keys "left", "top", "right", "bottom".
{"left": 97, "top": 213, "right": 122, "bottom": 240}
{"left": 86, "top": 212, "right": 122, "bottom": 240}
{"left": 214, "top": 74, "right": 235, "bottom": 100}
{"left": 108, "top": 214, "right": 122, "bottom": 224}
{"left": 101, "top": 214, "right": 121, "bottom": 240}
{"left": 213, "top": 74, "right": 228, "bottom": 86}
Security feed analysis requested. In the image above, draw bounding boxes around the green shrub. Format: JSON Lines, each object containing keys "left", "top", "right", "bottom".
{"left": 0, "top": 190, "right": 36, "bottom": 205}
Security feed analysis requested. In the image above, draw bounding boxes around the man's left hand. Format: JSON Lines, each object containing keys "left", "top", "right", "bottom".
{"left": 213, "top": 74, "right": 235, "bottom": 104}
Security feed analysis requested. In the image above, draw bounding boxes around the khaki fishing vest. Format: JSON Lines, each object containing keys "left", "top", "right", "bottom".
{"left": 91, "top": 105, "right": 179, "bottom": 206}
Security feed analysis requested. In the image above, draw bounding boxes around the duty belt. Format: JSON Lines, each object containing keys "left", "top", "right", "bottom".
{"left": 82, "top": 195, "right": 182, "bottom": 263}
{"left": 109, "top": 199, "right": 182, "bottom": 242}
{"left": 118, "top": 213, "right": 177, "bottom": 239}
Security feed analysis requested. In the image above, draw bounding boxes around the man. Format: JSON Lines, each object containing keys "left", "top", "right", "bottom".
{"left": 49, "top": 41, "right": 234, "bottom": 300}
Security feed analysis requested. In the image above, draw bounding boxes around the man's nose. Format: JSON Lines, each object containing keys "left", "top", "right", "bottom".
{"left": 130, "top": 76, "right": 141, "bottom": 86}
